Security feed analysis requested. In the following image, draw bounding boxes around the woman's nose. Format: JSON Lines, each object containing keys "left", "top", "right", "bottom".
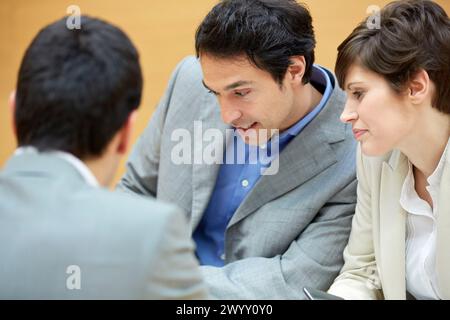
{"left": 340, "top": 107, "right": 358, "bottom": 123}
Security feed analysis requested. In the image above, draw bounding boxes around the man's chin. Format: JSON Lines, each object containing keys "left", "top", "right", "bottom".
{"left": 237, "top": 128, "right": 271, "bottom": 146}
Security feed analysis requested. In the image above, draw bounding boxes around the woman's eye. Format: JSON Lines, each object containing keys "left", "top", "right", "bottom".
{"left": 352, "top": 91, "right": 364, "bottom": 100}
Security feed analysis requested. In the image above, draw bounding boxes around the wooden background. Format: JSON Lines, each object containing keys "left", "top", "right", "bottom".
{"left": 1, "top": 0, "right": 449, "bottom": 185}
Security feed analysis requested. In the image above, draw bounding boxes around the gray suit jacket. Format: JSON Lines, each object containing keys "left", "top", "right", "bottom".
{"left": 118, "top": 56, "right": 357, "bottom": 299}
{"left": 0, "top": 152, "right": 207, "bottom": 299}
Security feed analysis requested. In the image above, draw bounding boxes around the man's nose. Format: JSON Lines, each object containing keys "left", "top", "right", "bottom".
{"left": 221, "top": 104, "right": 243, "bottom": 125}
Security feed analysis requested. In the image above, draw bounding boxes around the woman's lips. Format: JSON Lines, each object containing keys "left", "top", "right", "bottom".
{"left": 353, "top": 129, "right": 368, "bottom": 140}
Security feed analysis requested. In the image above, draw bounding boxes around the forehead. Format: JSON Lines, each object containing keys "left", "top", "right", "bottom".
{"left": 199, "top": 54, "right": 273, "bottom": 86}
{"left": 345, "top": 64, "right": 385, "bottom": 88}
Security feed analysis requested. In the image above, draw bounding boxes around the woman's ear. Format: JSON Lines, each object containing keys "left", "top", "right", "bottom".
{"left": 408, "top": 69, "right": 431, "bottom": 105}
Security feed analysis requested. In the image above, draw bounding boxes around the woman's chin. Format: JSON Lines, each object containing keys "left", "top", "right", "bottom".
{"left": 360, "top": 141, "right": 392, "bottom": 157}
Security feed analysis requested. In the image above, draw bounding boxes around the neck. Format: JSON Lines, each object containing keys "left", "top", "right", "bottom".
{"left": 84, "top": 155, "right": 117, "bottom": 188}
{"left": 399, "top": 108, "right": 450, "bottom": 178}
{"left": 282, "top": 82, "right": 322, "bottom": 132}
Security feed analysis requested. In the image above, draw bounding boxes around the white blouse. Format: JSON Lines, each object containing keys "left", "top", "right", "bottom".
{"left": 400, "top": 139, "right": 449, "bottom": 300}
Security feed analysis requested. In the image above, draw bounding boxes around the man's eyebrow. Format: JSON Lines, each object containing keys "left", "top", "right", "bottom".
{"left": 202, "top": 80, "right": 253, "bottom": 93}
{"left": 224, "top": 81, "right": 253, "bottom": 91}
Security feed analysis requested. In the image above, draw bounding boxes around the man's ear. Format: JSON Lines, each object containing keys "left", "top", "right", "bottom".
{"left": 408, "top": 69, "right": 431, "bottom": 106}
{"left": 117, "top": 110, "right": 137, "bottom": 155}
{"left": 9, "top": 90, "right": 17, "bottom": 137}
{"left": 287, "top": 56, "right": 306, "bottom": 84}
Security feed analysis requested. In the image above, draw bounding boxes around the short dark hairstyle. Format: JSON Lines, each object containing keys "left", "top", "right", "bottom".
{"left": 15, "top": 16, "right": 143, "bottom": 159}
{"left": 195, "top": 0, "right": 316, "bottom": 85}
{"left": 336, "top": 0, "right": 450, "bottom": 114}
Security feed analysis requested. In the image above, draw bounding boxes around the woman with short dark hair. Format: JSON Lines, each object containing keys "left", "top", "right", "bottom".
{"left": 328, "top": 0, "right": 450, "bottom": 300}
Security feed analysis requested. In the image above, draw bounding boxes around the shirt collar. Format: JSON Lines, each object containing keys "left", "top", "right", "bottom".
{"left": 400, "top": 162, "right": 432, "bottom": 217}
{"left": 400, "top": 137, "right": 449, "bottom": 217}
{"left": 14, "top": 147, "right": 99, "bottom": 187}
{"left": 427, "top": 137, "right": 449, "bottom": 188}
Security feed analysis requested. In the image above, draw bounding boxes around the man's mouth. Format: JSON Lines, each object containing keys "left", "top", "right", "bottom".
{"left": 236, "top": 122, "right": 258, "bottom": 134}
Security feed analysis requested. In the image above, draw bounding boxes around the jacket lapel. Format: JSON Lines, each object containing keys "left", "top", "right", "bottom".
{"left": 436, "top": 149, "right": 450, "bottom": 298}
{"left": 190, "top": 95, "right": 230, "bottom": 232}
{"left": 379, "top": 150, "right": 408, "bottom": 299}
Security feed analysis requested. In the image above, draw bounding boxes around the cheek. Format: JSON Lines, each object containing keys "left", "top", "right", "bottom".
{"left": 247, "top": 98, "right": 272, "bottom": 122}
{"left": 364, "top": 103, "right": 408, "bottom": 135}
{"left": 250, "top": 89, "right": 291, "bottom": 126}
{"left": 361, "top": 111, "right": 410, "bottom": 156}
{"left": 266, "top": 93, "right": 292, "bottom": 119}
{"left": 358, "top": 96, "right": 391, "bottom": 128}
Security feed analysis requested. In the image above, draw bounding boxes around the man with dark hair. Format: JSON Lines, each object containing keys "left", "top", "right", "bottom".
{"left": 0, "top": 16, "right": 206, "bottom": 299}
{"left": 119, "top": 0, "right": 357, "bottom": 299}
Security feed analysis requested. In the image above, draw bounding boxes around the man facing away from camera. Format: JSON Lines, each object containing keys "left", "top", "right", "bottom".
{"left": 118, "top": 0, "right": 357, "bottom": 299}
{"left": 0, "top": 16, "right": 207, "bottom": 299}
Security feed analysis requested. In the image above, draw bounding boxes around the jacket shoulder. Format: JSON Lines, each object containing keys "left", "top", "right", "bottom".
{"left": 82, "top": 188, "right": 183, "bottom": 225}
{"left": 169, "top": 55, "right": 205, "bottom": 93}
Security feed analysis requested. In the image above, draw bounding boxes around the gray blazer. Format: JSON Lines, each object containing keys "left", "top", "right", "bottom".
{"left": 118, "top": 56, "right": 357, "bottom": 299}
{"left": 0, "top": 152, "right": 207, "bottom": 299}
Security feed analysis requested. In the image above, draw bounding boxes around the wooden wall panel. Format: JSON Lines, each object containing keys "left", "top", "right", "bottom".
{"left": 0, "top": 0, "right": 448, "bottom": 185}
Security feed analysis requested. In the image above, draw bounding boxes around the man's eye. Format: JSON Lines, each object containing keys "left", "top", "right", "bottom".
{"left": 234, "top": 90, "right": 250, "bottom": 97}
